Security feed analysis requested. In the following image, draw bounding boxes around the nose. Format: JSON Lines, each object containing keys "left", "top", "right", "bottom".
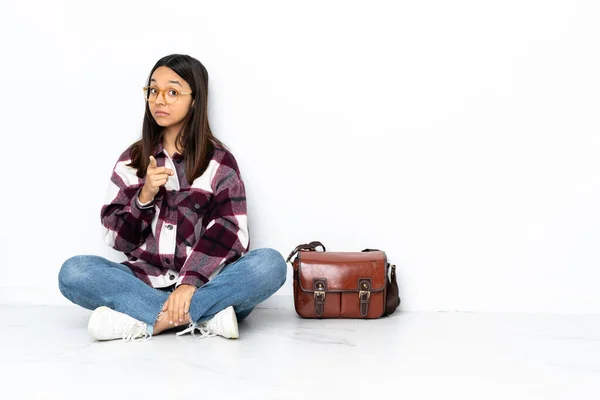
{"left": 152, "top": 89, "right": 166, "bottom": 106}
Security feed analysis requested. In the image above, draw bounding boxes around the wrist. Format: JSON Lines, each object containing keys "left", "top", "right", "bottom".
{"left": 175, "top": 283, "right": 197, "bottom": 293}
{"left": 139, "top": 187, "right": 155, "bottom": 204}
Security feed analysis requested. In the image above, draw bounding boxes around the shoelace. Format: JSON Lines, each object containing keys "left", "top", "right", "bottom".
{"left": 122, "top": 324, "right": 151, "bottom": 342}
{"left": 176, "top": 322, "right": 217, "bottom": 340}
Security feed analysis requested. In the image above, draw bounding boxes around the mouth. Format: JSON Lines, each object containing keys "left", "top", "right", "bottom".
{"left": 154, "top": 110, "right": 170, "bottom": 117}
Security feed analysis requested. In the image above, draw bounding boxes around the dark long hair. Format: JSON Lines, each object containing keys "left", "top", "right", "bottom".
{"left": 127, "top": 54, "right": 226, "bottom": 184}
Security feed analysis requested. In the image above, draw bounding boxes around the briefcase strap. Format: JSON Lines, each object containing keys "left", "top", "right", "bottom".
{"left": 285, "top": 241, "right": 326, "bottom": 263}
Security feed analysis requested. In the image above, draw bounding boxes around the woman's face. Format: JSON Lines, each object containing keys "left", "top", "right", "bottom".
{"left": 147, "top": 66, "right": 194, "bottom": 130}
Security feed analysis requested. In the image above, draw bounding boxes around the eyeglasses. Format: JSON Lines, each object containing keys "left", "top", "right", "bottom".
{"left": 143, "top": 86, "right": 193, "bottom": 104}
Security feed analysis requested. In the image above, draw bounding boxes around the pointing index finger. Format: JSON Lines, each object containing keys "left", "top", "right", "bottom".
{"left": 154, "top": 167, "right": 174, "bottom": 175}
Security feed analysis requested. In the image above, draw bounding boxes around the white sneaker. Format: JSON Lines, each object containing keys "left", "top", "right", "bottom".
{"left": 176, "top": 306, "right": 239, "bottom": 339}
{"left": 87, "top": 306, "right": 151, "bottom": 342}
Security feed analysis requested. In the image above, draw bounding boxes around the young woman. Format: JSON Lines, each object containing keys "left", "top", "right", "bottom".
{"left": 58, "top": 54, "right": 287, "bottom": 342}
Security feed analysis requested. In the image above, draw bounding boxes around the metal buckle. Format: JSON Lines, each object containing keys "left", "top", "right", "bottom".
{"left": 359, "top": 290, "right": 371, "bottom": 301}
{"left": 314, "top": 291, "right": 326, "bottom": 301}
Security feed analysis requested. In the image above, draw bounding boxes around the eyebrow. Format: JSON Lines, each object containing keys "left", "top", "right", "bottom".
{"left": 150, "top": 78, "right": 182, "bottom": 87}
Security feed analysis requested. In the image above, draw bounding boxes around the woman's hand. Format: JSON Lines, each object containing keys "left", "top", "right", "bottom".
{"left": 163, "top": 284, "right": 196, "bottom": 326}
{"left": 140, "top": 155, "right": 174, "bottom": 203}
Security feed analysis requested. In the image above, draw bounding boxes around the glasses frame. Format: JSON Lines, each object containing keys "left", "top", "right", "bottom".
{"left": 142, "top": 86, "right": 193, "bottom": 104}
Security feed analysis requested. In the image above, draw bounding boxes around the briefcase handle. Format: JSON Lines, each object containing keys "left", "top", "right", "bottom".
{"left": 285, "top": 241, "right": 326, "bottom": 263}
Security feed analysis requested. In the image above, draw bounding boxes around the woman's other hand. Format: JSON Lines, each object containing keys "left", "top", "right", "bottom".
{"left": 163, "top": 284, "right": 196, "bottom": 326}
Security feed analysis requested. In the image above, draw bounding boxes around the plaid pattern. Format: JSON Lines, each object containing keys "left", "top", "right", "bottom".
{"left": 101, "top": 142, "right": 250, "bottom": 288}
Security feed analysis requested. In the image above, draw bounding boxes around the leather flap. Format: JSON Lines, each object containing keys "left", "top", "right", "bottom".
{"left": 298, "top": 250, "right": 387, "bottom": 292}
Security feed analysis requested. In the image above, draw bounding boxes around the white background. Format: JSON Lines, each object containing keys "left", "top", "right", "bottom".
{"left": 1, "top": 0, "right": 598, "bottom": 313}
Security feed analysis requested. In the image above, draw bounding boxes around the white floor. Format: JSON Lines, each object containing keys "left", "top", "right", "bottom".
{"left": 3, "top": 305, "right": 600, "bottom": 400}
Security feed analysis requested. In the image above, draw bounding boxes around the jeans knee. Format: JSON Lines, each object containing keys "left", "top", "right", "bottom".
{"left": 249, "top": 248, "right": 287, "bottom": 289}
{"left": 58, "top": 255, "right": 96, "bottom": 291}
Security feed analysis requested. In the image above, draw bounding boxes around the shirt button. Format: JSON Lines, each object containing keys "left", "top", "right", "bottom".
{"left": 170, "top": 190, "right": 176, "bottom": 195}
{"left": 176, "top": 159, "right": 182, "bottom": 164}
{"left": 194, "top": 204, "right": 200, "bottom": 209}
{"left": 169, "top": 274, "right": 175, "bottom": 280}
{"left": 166, "top": 224, "right": 173, "bottom": 230}
{"left": 165, "top": 259, "right": 171, "bottom": 264}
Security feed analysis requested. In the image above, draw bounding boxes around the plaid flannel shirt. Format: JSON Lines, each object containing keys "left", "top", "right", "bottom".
{"left": 100, "top": 141, "right": 250, "bottom": 288}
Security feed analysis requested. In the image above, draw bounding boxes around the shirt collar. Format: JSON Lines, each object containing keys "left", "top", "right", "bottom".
{"left": 151, "top": 141, "right": 184, "bottom": 160}
{"left": 152, "top": 141, "right": 165, "bottom": 157}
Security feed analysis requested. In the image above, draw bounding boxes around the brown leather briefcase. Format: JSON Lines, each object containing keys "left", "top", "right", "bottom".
{"left": 286, "top": 241, "right": 401, "bottom": 318}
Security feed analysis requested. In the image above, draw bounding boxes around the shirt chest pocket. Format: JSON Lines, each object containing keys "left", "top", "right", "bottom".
{"left": 176, "top": 190, "right": 213, "bottom": 245}
{"left": 179, "top": 190, "right": 212, "bottom": 220}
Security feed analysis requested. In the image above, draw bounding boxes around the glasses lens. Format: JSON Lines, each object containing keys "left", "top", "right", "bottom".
{"left": 165, "top": 89, "right": 179, "bottom": 104}
{"left": 144, "top": 87, "right": 158, "bottom": 102}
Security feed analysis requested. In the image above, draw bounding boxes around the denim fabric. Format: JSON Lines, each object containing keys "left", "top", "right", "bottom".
{"left": 58, "top": 248, "right": 287, "bottom": 328}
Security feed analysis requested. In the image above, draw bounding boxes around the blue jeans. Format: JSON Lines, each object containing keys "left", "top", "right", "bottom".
{"left": 58, "top": 248, "right": 287, "bottom": 331}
